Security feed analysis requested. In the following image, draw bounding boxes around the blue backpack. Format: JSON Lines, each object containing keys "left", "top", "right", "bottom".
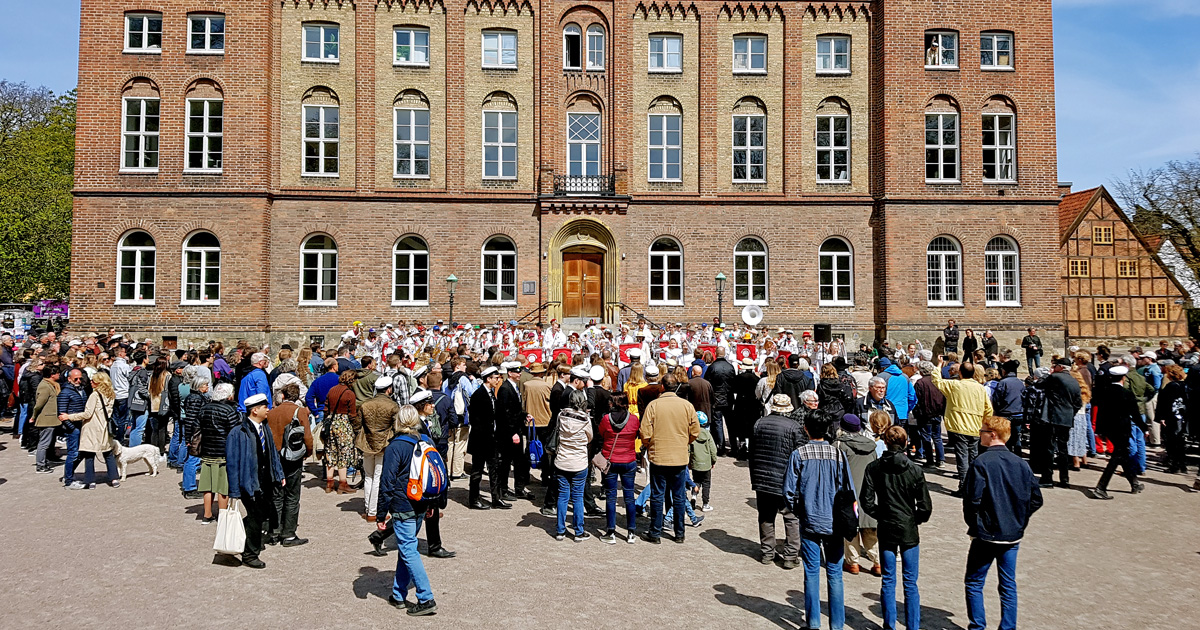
{"left": 528, "top": 424, "right": 544, "bottom": 468}
{"left": 406, "top": 437, "right": 449, "bottom": 502}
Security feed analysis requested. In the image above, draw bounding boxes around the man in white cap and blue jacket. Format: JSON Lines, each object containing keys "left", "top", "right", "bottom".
{"left": 226, "top": 393, "right": 284, "bottom": 569}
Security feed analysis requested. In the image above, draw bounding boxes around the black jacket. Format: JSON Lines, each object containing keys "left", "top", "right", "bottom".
{"left": 1094, "top": 382, "right": 1146, "bottom": 442}
{"left": 467, "top": 385, "right": 498, "bottom": 459}
{"left": 749, "top": 413, "right": 807, "bottom": 496}
{"left": 1041, "top": 372, "right": 1082, "bottom": 427}
{"left": 963, "top": 445, "right": 1042, "bottom": 542}
{"left": 198, "top": 398, "right": 240, "bottom": 458}
{"left": 982, "top": 336, "right": 999, "bottom": 358}
{"left": 19, "top": 368, "right": 41, "bottom": 405}
{"left": 495, "top": 380, "right": 524, "bottom": 446}
{"left": 962, "top": 335, "right": 979, "bottom": 357}
{"left": 705, "top": 358, "right": 737, "bottom": 409}
{"left": 182, "top": 391, "right": 207, "bottom": 443}
{"left": 816, "top": 377, "right": 854, "bottom": 417}
{"left": 772, "top": 369, "right": 815, "bottom": 410}
{"left": 731, "top": 370, "right": 763, "bottom": 433}
{"left": 861, "top": 450, "right": 932, "bottom": 547}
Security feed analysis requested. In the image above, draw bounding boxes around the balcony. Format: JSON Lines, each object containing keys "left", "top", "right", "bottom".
{"left": 553, "top": 173, "right": 615, "bottom": 196}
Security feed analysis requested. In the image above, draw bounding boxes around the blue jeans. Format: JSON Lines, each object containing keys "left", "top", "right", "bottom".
{"left": 1026, "top": 354, "right": 1041, "bottom": 375}
{"left": 881, "top": 543, "right": 921, "bottom": 630}
{"left": 801, "top": 534, "right": 845, "bottom": 630}
{"left": 920, "top": 416, "right": 945, "bottom": 464}
{"left": 556, "top": 468, "right": 587, "bottom": 536}
{"left": 391, "top": 514, "right": 433, "bottom": 603}
{"left": 112, "top": 398, "right": 129, "bottom": 443}
{"left": 710, "top": 408, "right": 728, "bottom": 451}
{"left": 1129, "top": 423, "right": 1147, "bottom": 474}
{"left": 603, "top": 461, "right": 637, "bottom": 532}
{"left": 182, "top": 454, "right": 201, "bottom": 491}
{"left": 128, "top": 412, "right": 148, "bottom": 447}
{"left": 649, "top": 464, "right": 688, "bottom": 539}
{"left": 63, "top": 426, "right": 81, "bottom": 485}
{"left": 15, "top": 403, "right": 27, "bottom": 436}
{"left": 168, "top": 422, "right": 186, "bottom": 466}
{"left": 1084, "top": 404, "right": 1096, "bottom": 455}
{"left": 965, "top": 540, "right": 1019, "bottom": 630}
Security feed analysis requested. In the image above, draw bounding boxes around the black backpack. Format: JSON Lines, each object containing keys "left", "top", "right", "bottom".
{"left": 280, "top": 407, "right": 307, "bottom": 462}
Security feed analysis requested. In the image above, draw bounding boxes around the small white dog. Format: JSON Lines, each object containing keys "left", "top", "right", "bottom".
{"left": 111, "top": 441, "right": 166, "bottom": 482}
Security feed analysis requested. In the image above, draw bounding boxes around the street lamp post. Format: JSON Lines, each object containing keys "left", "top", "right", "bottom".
{"left": 446, "top": 274, "right": 458, "bottom": 325}
{"left": 715, "top": 272, "right": 726, "bottom": 327}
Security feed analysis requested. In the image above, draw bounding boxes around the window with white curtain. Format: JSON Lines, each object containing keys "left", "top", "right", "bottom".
{"left": 567, "top": 113, "right": 600, "bottom": 176}
{"left": 984, "top": 236, "right": 1019, "bottom": 305}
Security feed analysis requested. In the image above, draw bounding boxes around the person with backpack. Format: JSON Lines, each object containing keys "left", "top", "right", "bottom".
{"left": 266, "top": 382, "right": 313, "bottom": 547}
{"left": 412, "top": 387, "right": 455, "bottom": 558}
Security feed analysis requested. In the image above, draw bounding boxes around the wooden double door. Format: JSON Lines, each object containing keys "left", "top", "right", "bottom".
{"left": 562, "top": 251, "right": 604, "bottom": 318}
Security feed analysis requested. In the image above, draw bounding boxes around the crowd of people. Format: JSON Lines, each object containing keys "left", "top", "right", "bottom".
{"left": 1, "top": 320, "right": 1197, "bottom": 626}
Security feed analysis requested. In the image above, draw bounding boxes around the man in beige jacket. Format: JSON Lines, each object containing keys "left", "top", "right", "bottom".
{"left": 640, "top": 373, "right": 700, "bottom": 543}
{"left": 357, "top": 377, "right": 399, "bottom": 522}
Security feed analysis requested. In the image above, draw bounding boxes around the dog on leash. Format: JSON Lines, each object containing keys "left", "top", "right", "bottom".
{"left": 111, "top": 440, "right": 166, "bottom": 482}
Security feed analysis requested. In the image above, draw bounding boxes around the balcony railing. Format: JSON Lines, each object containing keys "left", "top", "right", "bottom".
{"left": 553, "top": 173, "right": 615, "bottom": 196}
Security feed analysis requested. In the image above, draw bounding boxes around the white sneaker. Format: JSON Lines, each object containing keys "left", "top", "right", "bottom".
{"left": 702, "top": 504, "right": 713, "bottom": 512}
{"left": 66, "top": 481, "right": 86, "bottom": 490}
{"left": 627, "top": 533, "right": 637, "bottom": 544}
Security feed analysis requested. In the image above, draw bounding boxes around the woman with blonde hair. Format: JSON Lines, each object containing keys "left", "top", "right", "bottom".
{"left": 64, "top": 372, "right": 119, "bottom": 488}
{"left": 297, "top": 347, "right": 314, "bottom": 385}
{"left": 623, "top": 363, "right": 646, "bottom": 408}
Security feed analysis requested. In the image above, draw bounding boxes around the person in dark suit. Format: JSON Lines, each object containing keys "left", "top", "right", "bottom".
{"left": 1089, "top": 366, "right": 1147, "bottom": 500}
{"left": 225, "top": 393, "right": 284, "bottom": 569}
{"left": 467, "top": 367, "right": 505, "bottom": 509}
{"left": 496, "top": 362, "right": 533, "bottom": 501}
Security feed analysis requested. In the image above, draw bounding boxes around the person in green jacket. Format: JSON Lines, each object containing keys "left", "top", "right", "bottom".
{"left": 689, "top": 411, "right": 719, "bottom": 511}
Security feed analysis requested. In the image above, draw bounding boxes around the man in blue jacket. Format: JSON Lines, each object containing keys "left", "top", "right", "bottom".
{"left": 879, "top": 358, "right": 917, "bottom": 424}
{"left": 237, "top": 353, "right": 272, "bottom": 413}
{"left": 57, "top": 369, "right": 89, "bottom": 489}
{"left": 226, "top": 393, "right": 284, "bottom": 569}
{"left": 963, "top": 415, "right": 1043, "bottom": 630}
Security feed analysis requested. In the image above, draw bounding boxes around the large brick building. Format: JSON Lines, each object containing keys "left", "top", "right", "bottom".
{"left": 71, "top": 0, "right": 1064, "bottom": 350}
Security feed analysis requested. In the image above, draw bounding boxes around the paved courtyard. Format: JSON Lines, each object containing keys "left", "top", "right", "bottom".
{"left": 0, "top": 426, "right": 1196, "bottom": 629}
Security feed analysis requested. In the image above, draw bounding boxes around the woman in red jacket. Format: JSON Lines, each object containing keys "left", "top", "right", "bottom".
{"left": 597, "top": 392, "right": 641, "bottom": 544}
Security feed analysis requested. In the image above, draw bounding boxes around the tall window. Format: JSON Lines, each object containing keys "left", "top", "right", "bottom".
{"left": 816, "top": 36, "right": 850, "bottom": 73}
{"left": 481, "top": 237, "right": 516, "bottom": 304}
{"left": 483, "top": 110, "right": 517, "bottom": 179}
{"left": 482, "top": 30, "right": 517, "bottom": 67}
{"left": 816, "top": 114, "right": 849, "bottom": 182}
{"left": 924, "top": 31, "right": 957, "bottom": 68}
{"left": 182, "top": 232, "right": 220, "bottom": 304}
{"left": 563, "top": 25, "right": 582, "bottom": 69}
{"left": 117, "top": 231, "right": 156, "bottom": 303}
{"left": 303, "top": 105, "right": 339, "bottom": 175}
{"left": 188, "top": 14, "right": 225, "bottom": 53}
{"left": 648, "top": 113, "right": 681, "bottom": 181}
{"left": 587, "top": 25, "right": 605, "bottom": 70}
{"left": 393, "top": 236, "right": 429, "bottom": 305}
{"left": 300, "top": 235, "right": 337, "bottom": 304}
{"left": 733, "top": 114, "right": 765, "bottom": 182}
{"left": 649, "top": 238, "right": 683, "bottom": 304}
{"left": 985, "top": 236, "right": 1019, "bottom": 305}
{"left": 734, "top": 237, "right": 767, "bottom": 305}
{"left": 185, "top": 99, "right": 223, "bottom": 172}
{"left": 819, "top": 238, "right": 853, "bottom": 305}
{"left": 394, "top": 107, "right": 430, "bottom": 178}
{"left": 303, "top": 24, "right": 339, "bottom": 61}
{"left": 925, "top": 113, "right": 959, "bottom": 182}
{"left": 927, "top": 236, "right": 962, "bottom": 305}
{"left": 733, "top": 35, "right": 766, "bottom": 73}
{"left": 648, "top": 35, "right": 682, "bottom": 72}
{"left": 125, "top": 13, "right": 162, "bottom": 52}
{"left": 394, "top": 27, "right": 430, "bottom": 65}
{"left": 982, "top": 113, "right": 1015, "bottom": 182}
{"left": 980, "top": 32, "right": 1013, "bottom": 69}
{"left": 123, "top": 97, "right": 160, "bottom": 172}
{"left": 567, "top": 113, "right": 600, "bottom": 176}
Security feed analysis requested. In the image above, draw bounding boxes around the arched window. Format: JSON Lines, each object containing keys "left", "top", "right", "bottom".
{"left": 182, "top": 232, "right": 220, "bottom": 304}
{"left": 481, "top": 236, "right": 516, "bottom": 304}
{"left": 982, "top": 96, "right": 1016, "bottom": 183}
{"left": 393, "top": 235, "right": 430, "bottom": 305}
{"left": 563, "top": 24, "right": 582, "bottom": 69}
{"left": 734, "top": 237, "right": 767, "bottom": 305}
{"left": 985, "top": 236, "right": 1020, "bottom": 305}
{"left": 649, "top": 237, "right": 683, "bottom": 304}
{"left": 122, "top": 79, "right": 160, "bottom": 172}
{"left": 925, "top": 96, "right": 960, "bottom": 183}
{"left": 587, "top": 25, "right": 605, "bottom": 70}
{"left": 818, "top": 238, "right": 853, "bottom": 305}
{"left": 300, "top": 235, "right": 338, "bottom": 305}
{"left": 927, "top": 236, "right": 962, "bottom": 306}
{"left": 117, "top": 231, "right": 156, "bottom": 304}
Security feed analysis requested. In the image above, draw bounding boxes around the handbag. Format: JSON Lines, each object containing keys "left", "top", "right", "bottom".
{"left": 213, "top": 499, "right": 246, "bottom": 555}
{"left": 528, "top": 423, "right": 544, "bottom": 469}
{"left": 98, "top": 397, "right": 120, "bottom": 441}
{"left": 590, "top": 414, "right": 620, "bottom": 476}
{"left": 833, "top": 451, "right": 860, "bottom": 541}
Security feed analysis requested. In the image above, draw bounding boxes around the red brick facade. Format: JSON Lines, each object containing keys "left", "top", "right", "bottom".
{"left": 72, "top": 0, "right": 1064, "bottom": 352}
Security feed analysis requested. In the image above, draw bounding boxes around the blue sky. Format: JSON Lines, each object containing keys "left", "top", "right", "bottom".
{"left": 2, "top": 0, "right": 1196, "bottom": 190}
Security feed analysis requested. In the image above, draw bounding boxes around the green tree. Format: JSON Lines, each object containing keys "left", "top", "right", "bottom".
{"left": 0, "top": 81, "right": 74, "bottom": 301}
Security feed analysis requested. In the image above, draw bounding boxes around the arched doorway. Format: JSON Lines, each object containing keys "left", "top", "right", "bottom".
{"left": 548, "top": 219, "right": 619, "bottom": 323}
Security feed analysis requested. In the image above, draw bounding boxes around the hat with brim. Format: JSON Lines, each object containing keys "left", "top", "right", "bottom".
{"left": 570, "top": 366, "right": 591, "bottom": 380}
{"left": 769, "top": 393, "right": 794, "bottom": 414}
{"left": 481, "top": 366, "right": 500, "bottom": 378}
{"left": 410, "top": 389, "right": 432, "bottom": 405}
{"left": 528, "top": 362, "right": 547, "bottom": 374}
{"left": 375, "top": 376, "right": 394, "bottom": 391}
{"left": 243, "top": 393, "right": 269, "bottom": 411}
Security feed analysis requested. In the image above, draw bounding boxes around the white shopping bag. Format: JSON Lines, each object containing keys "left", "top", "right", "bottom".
{"left": 213, "top": 499, "right": 246, "bottom": 555}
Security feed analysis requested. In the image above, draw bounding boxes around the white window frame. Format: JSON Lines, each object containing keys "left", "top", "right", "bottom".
{"left": 816, "top": 114, "right": 850, "bottom": 183}
{"left": 732, "top": 35, "right": 767, "bottom": 74}
{"left": 733, "top": 238, "right": 768, "bottom": 306}
{"left": 984, "top": 236, "right": 1020, "bottom": 306}
{"left": 180, "top": 232, "right": 221, "bottom": 306}
{"left": 302, "top": 23, "right": 339, "bottom": 62}
{"left": 566, "top": 113, "right": 601, "bottom": 177}
{"left": 925, "top": 113, "right": 959, "bottom": 183}
{"left": 818, "top": 238, "right": 854, "bottom": 306}
{"left": 587, "top": 25, "right": 605, "bottom": 70}
{"left": 816, "top": 35, "right": 851, "bottom": 75}
{"left": 482, "top": 110, "right": 518, "bottom": 180}
{"left": 394, "top": 27, "right": 430, "bottom": 66}
{"left": 982, "top": 113, "right": 1016, "bottom": 183}
{"left": 302, "top": 105, "right": 339, "bottom": 177}
{"left": 647, "top": 113, "right": 682, "bottom": 182}
{"left": 121, "top": 97, "right": 160, "bottom": 173}
{"left": 732, "top": 114, "right": 766, "bottom": 183}
{"left": 924, "top": 30, "right": 958, "bottom": 69}
{"left": 648, "top": 238, "right": 684, "bottom": 306}
{"left": 299, "top": 235, "right": 338, "bottom": 306}
{"left": 648, "top": 34, "right": 682, "bottom": 73}
{"left": 482, "top": 30, "right": 518, "bottom": 68}
{"left": 392, "top": 236, "right": 430, "bottom": 306}
{"left": 927, "top": 237, "right": 963, "bottom": 307}
{"left": 563, "top": 24, "right": 582, "bottom": 70}
{"left": 116, "top": 231, "right": 156, "bottom": 305}
{"left": 394, "top": 107, "right": 430, "bottom": 179}
{"left": 124, "top": 13, "right": 162, "bottom": 54}
{"left": 980, "top": 32, "right": 1014, "bottom": 70}
{"left": 481, "top": 237, "right": 517, "bottom": 305}
{"left": 187, "top": 14, "right": 225, "bottom": 54}
{"left": 184, "top": 98, "right": 223, "bottom": 174}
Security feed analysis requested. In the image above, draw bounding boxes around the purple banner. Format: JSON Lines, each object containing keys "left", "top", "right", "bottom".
{"left": 33, "top": 300, "right": 69, "bottom": 318}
